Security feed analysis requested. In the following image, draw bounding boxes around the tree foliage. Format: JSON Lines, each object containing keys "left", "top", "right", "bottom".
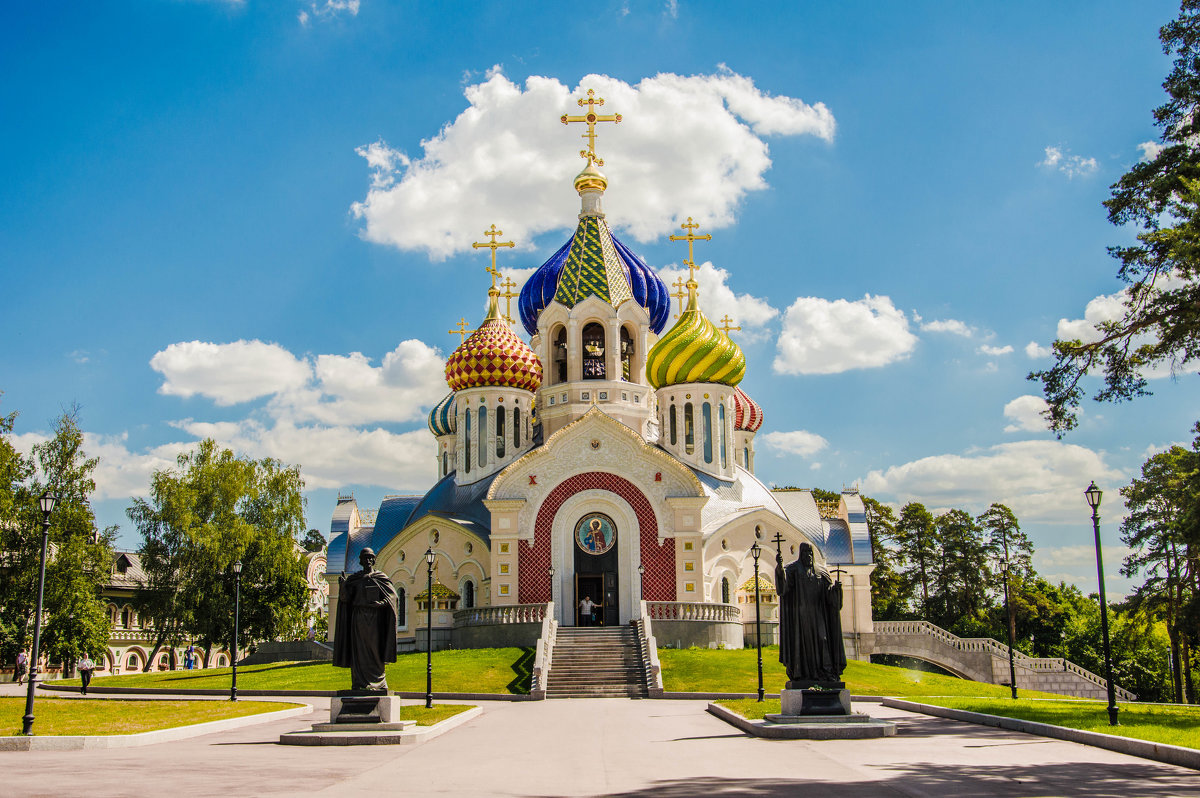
{"left": 1032, "top": 1, "right": 1200, "bottom": 432}
{"left": 129, "top": 439, "right": 308, "bottom": 664}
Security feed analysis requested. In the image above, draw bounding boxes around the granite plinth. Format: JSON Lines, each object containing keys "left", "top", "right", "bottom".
{"left": 706, "top": 703, "right": 897, "bottom": 740}
{"left": 330, "top": 694, "right": 401, "bottom": 724}
{"left": 780, "top": 687, "right": 851, "bottom": 716}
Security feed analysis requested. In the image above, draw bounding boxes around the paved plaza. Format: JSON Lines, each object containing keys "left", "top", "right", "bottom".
{"left": 1, "top": 682, "right": 1197, "bottom": 797}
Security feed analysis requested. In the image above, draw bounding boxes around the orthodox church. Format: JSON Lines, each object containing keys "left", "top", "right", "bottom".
{"left": 326, "top": 92, "right": 875, "bottom": 659}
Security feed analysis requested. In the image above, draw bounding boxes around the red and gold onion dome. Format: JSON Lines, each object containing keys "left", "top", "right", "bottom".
{"left": 733, "top": 386, "right": 764, "bottom": 432}
{"left": 445, "top": 290, "right": 543, "bottom": 392}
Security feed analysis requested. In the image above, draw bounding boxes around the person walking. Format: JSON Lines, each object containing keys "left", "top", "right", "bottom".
{"left": 15, "top": 650, "right": 27, "bottom": 685}
{"left": 578, "top": 595, "right": 596, "bottom": 626}
{"left": 77, "top": 653, "right": 95, "bottom": 695}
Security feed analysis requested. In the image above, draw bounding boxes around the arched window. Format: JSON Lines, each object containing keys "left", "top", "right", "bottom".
{"left": 743, "top": 446, "right": 750, "bottom": 468}
{"left": 478, "top": 407, "right": 487, "bottom": 467}
{"left": 126, "top": 654, "right": 139, "bottom": 671}
{"left": 496, "top": 409, "right": 506, "bottom": 459}
{"left": 513, "top": 407, "right": 521, "bottom": 448}
{"left": 721, "top": 577, "right": 730, "bottom": 604}
{"left": 442, "top": 451, "right": 449, "bottom": 475}
{"left": 718, "top": 403, "right": 727, "bottom": 468}
{"left": 552, "top": 327, "right": 568, "bottom": 384}
{"left": 397, "top": 586, "right": 406, "bottom": 628}
{"left": 121, "top": 607, "right": 131, "bottom": 629}
{"left": 669, "top": 404, "right": 678, "bottom": 446}
{"left": 684, "top": 402, "right": 695, "bottom": 455}
{"left": 464, "top": 580, "right": 476, "bottom": 609}
{"left": 620, "top": 326, "right": 634, "bottom": 381}
{"left": 464, "top": 409, "right": 472, "bottom": 472}
{"left": 702, "top": 402, "right": 713, "bottom": 464}
{"left": 582, "top": 322, "right": 606, "bottom": 379}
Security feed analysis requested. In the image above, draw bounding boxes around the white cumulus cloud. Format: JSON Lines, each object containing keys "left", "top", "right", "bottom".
{"left": 1138, "top": 141, "right": 1164, "bottom": 162}
{"left": 351, "top": 68, "right": 835, "bottom": 259}
{"left": 920, "top": 318, "right": 973, "bottom": 337}
{"left": 1038, "top": 146, "right": 1098, "bottom": 178}
{"left": 657, "top": 260, "right": 778, "bottom": 341}
{"left": 1025, "top": 341, "right": 1051, "bottom": 359}
{"left": 861, "top": 440, "right": 1125, "bottom": 524}
{"left": 299, "top": 0, "right": 359, "bottom": 25}
{"left": 773, "top": 294, "right": 916, "bottom": 375}
{"left": 978, "top": 344, "right": 1013, "bottom": 356}
{"left": 151, "top": 340, "right": 313, "bottom": 405}
{"left": 760, "top": 430, "right": 829, "bottom": 457}
{"left": 1003, "top": 395, "right": 1050, "bottom": 433}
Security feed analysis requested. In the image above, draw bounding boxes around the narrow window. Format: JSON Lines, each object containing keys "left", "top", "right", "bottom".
{"left": 582, "top": 322, "right": 606, "bottom": 379}
{"left": 397, "top": 587, "right": 406, "bottom": 627}
{"left": 702, "top": 402, "right": 713, "bottom": 463}
{"left": 478, "top": 406, "right": 487, "bottom": 467}
{"left": 684, "top": 402, "right": 695, "bottom": 455}
{"left": 721, "top": 577, "right": 730, "bottom": 604}
{"left": 552, "top": 327, "right": 568, "bottom": 384}
{"left": 513, "top": 407, "right": 521, "bottom": 447}
{"left": 719, "top": 403, "right": 727, "bottom": 468}
{"left": 670, "top": 404, "right": 678, "bottom": 446}
{"left": 464, "top": 410, "right": 472, "bottom": 472}
{"left": 620, "top": 326, "right": 634, "bottom": 381}
{"left": 122, "top": 607, "right": 131, "bottom": 628}
{"left": 496, "top": 408, "right": 506, "bottom": 459}
{"left": 464, "top": 580, "right": 476, "bottom": 609}
{"left": 743, "top": 446, "right": 750, "bottom": 469}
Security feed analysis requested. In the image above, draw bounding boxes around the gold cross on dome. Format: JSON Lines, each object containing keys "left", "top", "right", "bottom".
{"left": 561, "top": 89, "right": 622, "bottom": 166}
{"left": 472, "top": 224, "right": 515, "bottom": 289}
{"left": 719, "top": 315, "right": 741, "bottom": 335}
{"left": 669, "top": 218, "right": 711, "bottom": 280}
{"left": 500, "top": 277, "right": 519, "bottom": 325}
{"left": 448, "top": 318, "right": 470, "bottom": 343}
{"left": 670, "top": 277, "right": 686, "bottom": 319}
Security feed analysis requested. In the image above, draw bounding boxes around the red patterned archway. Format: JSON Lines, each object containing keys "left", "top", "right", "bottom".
{"left": 518, "top": 472, "right": 675, "bottom": 603}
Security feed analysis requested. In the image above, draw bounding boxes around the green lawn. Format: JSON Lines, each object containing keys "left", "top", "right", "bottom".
{"left": 661, "top": 646, "right": 1067, "bottom": 699}
{"left": 911, "top": 697, "right": 1200, "bottom": 751}
{"left": 2, "top": 696, "right": 298, "bottom": 736}
{"left": 60, "top": 647, "right": 533, "bottom": 694}
{"left": 401, "top": 703, "right": 473, "bottom": 726}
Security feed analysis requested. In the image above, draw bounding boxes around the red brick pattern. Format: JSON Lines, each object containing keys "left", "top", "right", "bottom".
{"left": 519, "top": 472, "right": 675, "bottom": 603}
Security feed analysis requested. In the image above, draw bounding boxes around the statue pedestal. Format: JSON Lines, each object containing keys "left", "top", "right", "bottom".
{"left": 780, "top": 687, "right": 851, "bottom": 716}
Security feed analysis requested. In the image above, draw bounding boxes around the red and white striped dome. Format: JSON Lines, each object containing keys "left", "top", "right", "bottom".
{"left": 733, "top": 386, "right": 764, "bottom": 432}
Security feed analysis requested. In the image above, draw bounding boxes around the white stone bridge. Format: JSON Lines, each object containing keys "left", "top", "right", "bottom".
{"left": 871, "top": 620, "right": 1136, "bottom": 701}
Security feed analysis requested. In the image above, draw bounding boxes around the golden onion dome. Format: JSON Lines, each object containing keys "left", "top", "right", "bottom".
{"left": 645, "top": 282, "right": 745, "bottom": 389}
{"left": 445, "top": 290, "right": 543, "bottom": 393}
{"left": 574, "top": 160, "right": 608, "bottom": 194}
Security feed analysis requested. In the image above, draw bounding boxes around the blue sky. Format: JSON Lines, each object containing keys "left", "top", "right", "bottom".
{"left": 3, "top": 0, "right": 1194, "bottom": 593}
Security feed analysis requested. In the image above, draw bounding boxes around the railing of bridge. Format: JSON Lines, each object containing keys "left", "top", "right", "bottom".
{"left": 874, "top": 620, "right": 1136, "bottom": 701}
{"left": 643, "top": 601, "right": 741, "bottom": 623}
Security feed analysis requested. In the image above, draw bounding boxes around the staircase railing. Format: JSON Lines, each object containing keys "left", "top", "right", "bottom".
{"left": 530, "top": 602, "right": 556, "bottom": 700}
{"left": 635, "top": 601, "right": 663, "bottom": 697}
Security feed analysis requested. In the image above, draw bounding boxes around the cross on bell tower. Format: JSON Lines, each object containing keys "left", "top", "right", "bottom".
{"left": 561, "top": 89, "right": 622, "bottom": 166}
{"left": 471, "top": 224, "right": 515, "bottom": 290}
{"left": 669, "top": 217, "right": 711, "bottom": 289}
{"left": 448, "top": 318, "right": 470, "bottom": 343}
{"left": 500, "top": 277, "right": 519, "bottom": 325}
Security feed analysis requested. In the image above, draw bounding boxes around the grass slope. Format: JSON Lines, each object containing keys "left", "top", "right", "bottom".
{"left": 63, "top": 648, "right": 532, "bottom": 694}
{"left": 2, "top": 697, "right": 295, "bottom": 736}
{"left": 660, "top": 646, "right": 1067, "bottom": 699}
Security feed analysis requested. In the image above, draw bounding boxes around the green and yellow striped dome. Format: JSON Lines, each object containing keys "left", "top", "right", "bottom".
{"left": 645, "top": 282, "right": 745, "bottom": 389}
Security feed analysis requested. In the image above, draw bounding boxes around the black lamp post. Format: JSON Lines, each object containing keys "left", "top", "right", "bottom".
{"left": 1000, "top": 558, "right": 1017, "bottom": 699}
{"left": 22, "top": 491, "right": 57, "bottom": 736}
{"left": 231, "top": 560, "right": 242, "bottom": 702}
{"left": 425, "top": 547, "right": 435, "bottom": 709}
{"left": 750, "top": 541, "right": 764, "bottom": 702}
{"left": 1085, "top": 481, "right": 1119, "bottom": 726}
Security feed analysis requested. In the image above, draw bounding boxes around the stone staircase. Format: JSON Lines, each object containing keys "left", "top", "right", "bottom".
{"left": 546, "top": 626, "right": 648, "bottom": 699}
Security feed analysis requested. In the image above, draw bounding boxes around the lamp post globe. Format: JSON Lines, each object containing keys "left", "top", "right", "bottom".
{"left": 22, "top": 491, "right": 57, "bottom": 736}
{"left": 231, "top": 560, "right": 242, "bottom": 702}
{"left": 1085, "top": 482, "right": 1119, "bottom": 726}
{"left": 425, "top": 547, "right": 435, "bottom": 709}
{"left": 750, "top": 541, "right": 764, "bottom": 702}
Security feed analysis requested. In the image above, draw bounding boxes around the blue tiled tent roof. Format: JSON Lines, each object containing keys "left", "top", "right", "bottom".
{"left": 340, "top": 496, "right": 422, "bottom": 574}
{"left": 402, "top": 470, "right": 498, "bottom": 544}
{"left": 518, "top": 226, "right": 669, "bottom": 336}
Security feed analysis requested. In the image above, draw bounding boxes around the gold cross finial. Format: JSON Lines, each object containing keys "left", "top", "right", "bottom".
{"left": 669, "top": 217, "right": 712, "bottom": 278}
{"left": 561, "top": 89, "right": 622, "bottom": 166}
{"left": 670, "top": 277, "right": 687, "bottom": 319}
{"left": 719, "top": 315, "right": 741, "bottom": 335}
{"left": 500, "top": 277, "right": 518, "bottom": 325}
{"left": 448, "top": 318, "right": 470, "bottom": 343}
{"left": 472, "top": 224, "right": 515, "bottom": 289}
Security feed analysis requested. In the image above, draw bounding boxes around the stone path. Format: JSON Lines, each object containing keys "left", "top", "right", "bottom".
{"left": 1, "top": 689, "right": 1197, "bottom": 797}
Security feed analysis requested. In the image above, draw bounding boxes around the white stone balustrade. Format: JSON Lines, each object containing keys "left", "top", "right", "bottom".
{"left": 644, "top": 601, "right": 741, "bottom": 623}
{"left": 454, "top": 603, "right": 548, "bottom": 627}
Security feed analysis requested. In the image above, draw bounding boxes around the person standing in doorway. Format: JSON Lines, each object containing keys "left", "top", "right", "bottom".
{"left": 14, "top": 650, "right": 28, "bottom": 684}
{"left": 77, "top": 653, "right": 95, "bottom": 695}
{"left": 579, "top": 595, "right": 596, "bottom": 626}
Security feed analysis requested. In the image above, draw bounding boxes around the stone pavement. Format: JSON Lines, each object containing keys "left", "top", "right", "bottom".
{"left": 1, "top": 693, "right": 1197, "bottom": 797}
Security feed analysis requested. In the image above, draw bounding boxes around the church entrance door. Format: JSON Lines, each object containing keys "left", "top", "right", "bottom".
{"left": 572, "top": 512, "right": 619, "bottom": 626}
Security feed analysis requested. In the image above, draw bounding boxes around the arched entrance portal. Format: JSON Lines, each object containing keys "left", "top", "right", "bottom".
{"left": 573, "top": 511, "right": 618, "bottom": 626}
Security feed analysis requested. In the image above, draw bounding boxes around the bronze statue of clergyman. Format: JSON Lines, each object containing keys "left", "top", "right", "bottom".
{"left": 775, "top": 541, "right": 847, "bottom": 687}
{"left": 333, "top": 547, "right": 398, "bottom": 691}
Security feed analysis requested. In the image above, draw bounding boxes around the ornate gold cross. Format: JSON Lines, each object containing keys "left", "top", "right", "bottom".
{"left": 500, "top": 277, "right": 519, "bottom": 325}
{"left": 472, "top": 224, "right": 514, "bottom": 289}
{"left": 561, "top": 89, "right": 621, "bottom": 166}
{"left": 448, "top": 318, "right": 470, "bottom": 343}
{"left": 669, "top": 217, "right": 711, "bottom": 280}
{"left": 719, "top": 315, "right": 741, "bottom": 335}
{"left": 671, "top": 277, "right": 686, "bottom": 319}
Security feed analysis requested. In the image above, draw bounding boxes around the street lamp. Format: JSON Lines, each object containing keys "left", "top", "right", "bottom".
{"left": 1000, "top": 558, "right": 1017, "bottom": 699}
{"left": 1085, "top": 481, "right": 1119, "bottom": 726}
{"left": 750, "top": 541, "right": 764, "bottom": 702}
{"left": 22, "top": 491, "right": 57, "bottom": 735}
{"left": 231, "top": 560, "right": 242, "bottom": 702}
{"left": 425, "top": 547, "right": 435, "bottom": 709}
